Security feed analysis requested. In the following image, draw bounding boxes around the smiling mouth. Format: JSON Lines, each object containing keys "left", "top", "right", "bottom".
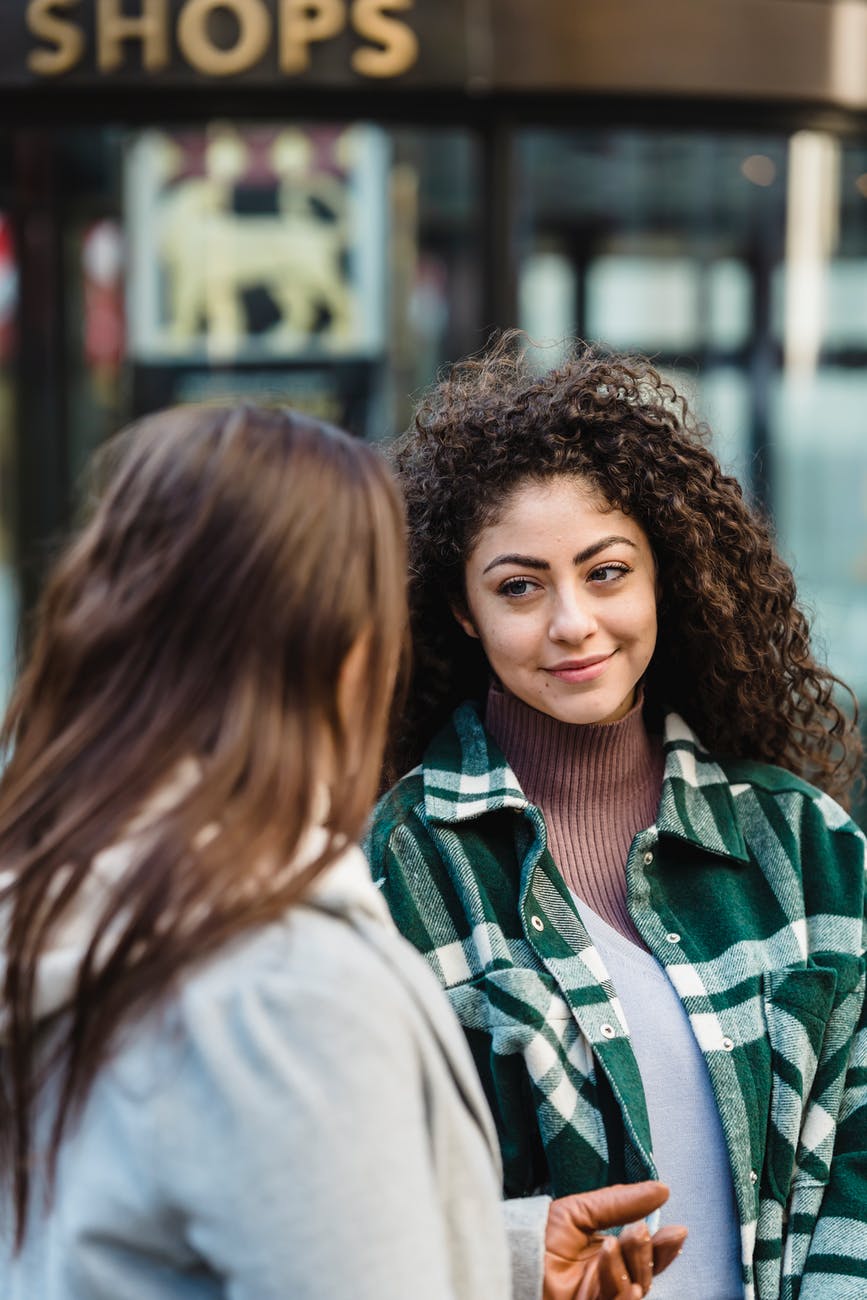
{"left": 544, "top": 653, "right": 615, "bottom": 683}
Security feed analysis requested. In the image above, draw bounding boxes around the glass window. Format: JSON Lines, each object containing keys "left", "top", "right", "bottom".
{"left": 4, "top": 114, "right": 867, "bottom": 799}
{"left": 45, "top": 121, "right": 481, "bottom": 482}
{"left": 0, "top": 120, "right": 483, "bottom": 702}
{"left": 514, "top": 128, "right": 787, "bottom": 498}
{"left": 770, "top": 136, "right": 867, "bottom": 701}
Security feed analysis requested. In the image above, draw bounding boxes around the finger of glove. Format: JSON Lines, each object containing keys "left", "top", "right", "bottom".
{"left": 561, "top": 1181, "right": 670, "bottom": 1233}
{"left": 618, "top": 1223, "right": 653, "bottom": 1293}
{"left": 597, "top": 1236, "right": 646, "bottom": 1300}
{"left": 651, "top": 1225, "right": 688, "bottom": 1276}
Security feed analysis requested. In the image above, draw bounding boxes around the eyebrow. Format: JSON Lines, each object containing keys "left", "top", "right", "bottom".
{"left": 482, "top": 535, "right": 638, "bottom": 575}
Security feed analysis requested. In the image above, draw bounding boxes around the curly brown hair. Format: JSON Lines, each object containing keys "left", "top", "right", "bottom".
{"left": 387, "top": 335, "right": 862, "bottom": 807}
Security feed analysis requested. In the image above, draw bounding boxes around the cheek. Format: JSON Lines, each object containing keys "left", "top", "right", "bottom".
{"left": 616, "top": 590, "right": 658, "bottom": 642}
{"left": 482, "top": 630, "right": 521, "bottom": 665}
{"left": 475, "top": 611, "right": 536, "bottom": 667}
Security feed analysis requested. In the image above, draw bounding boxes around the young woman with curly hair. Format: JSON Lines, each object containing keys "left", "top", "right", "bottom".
{"left": 366, "top": 336, "right": 867, "bottom": 1300}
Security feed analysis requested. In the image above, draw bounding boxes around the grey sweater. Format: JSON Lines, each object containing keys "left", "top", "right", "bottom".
{"left": 1, "top": 845, "right": 514, "bottom": 1300}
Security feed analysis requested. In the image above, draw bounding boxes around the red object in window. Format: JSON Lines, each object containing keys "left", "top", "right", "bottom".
{"left": 83, "top": 220, "right": 125, "bottom": 374}
{"left": 0, "top": 214, "right": 18, "bottom": 364}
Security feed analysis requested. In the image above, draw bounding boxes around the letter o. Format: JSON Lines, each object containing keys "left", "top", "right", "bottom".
{"left": 177, "top": 0, "right": 271, "bottom": 76}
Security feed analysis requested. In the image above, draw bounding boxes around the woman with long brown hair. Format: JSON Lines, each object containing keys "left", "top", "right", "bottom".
{"left": 367, "top": 336, "right": 867, "bottom": 1300}
{"left": 0, "top": 404, "right": 514, "bottom": 1299}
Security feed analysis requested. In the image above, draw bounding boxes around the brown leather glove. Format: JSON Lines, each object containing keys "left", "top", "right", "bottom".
{"left": 542, "top": 1181, "right": 687, "bottom": 1300}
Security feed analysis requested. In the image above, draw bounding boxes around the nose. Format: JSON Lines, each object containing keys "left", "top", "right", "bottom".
{"left": 548, "top": 588, "right": 598, "bottom": 644}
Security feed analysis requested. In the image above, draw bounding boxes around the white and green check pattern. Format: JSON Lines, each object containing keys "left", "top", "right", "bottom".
{"left": 366, "top": 704, "right": 867, "bottom": 1300}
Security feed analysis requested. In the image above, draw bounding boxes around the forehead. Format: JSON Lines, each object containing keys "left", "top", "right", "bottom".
{"left": 470, "top": 475, "right": 647, "bottom": 555}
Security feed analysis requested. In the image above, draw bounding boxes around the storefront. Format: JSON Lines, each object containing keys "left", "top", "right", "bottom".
{"left": 1, "top": 0, "right": 867, "bottom": 747}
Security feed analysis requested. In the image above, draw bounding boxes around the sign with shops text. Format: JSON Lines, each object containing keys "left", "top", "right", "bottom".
{"left": 24, "top": 0, "right": 419, "bottom": 80}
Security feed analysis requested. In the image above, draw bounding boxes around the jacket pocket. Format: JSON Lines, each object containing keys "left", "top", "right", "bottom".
{"left": 762, "top": 962, "right": 838, "bottom": 1205}
{"left": 448, "top": 966, "right": 574, "bottom": 1041}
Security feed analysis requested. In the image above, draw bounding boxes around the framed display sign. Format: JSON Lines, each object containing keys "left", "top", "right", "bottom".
{"left": 125, "top": 122, "right": 388, "bottom": 363}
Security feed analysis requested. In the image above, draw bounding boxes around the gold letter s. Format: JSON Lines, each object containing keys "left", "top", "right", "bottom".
{"left": 27, "top": 0, "right": 86, "bottom": 75}
{"left": 351, "top": 0, "right": 418, "bottom": 78}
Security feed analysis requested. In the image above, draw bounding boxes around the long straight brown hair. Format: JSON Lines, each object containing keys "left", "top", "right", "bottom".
{"left": 0, "top": 404, "right": 408, "bottom": 1245}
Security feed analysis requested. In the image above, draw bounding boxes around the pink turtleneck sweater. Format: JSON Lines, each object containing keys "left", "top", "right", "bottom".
{"left": 485, "top": 685, "right": 664, "bottom": 948}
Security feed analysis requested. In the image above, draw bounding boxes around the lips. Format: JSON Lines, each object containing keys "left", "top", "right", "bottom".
{"left": 548, "top": 654, "right": 612, "bottom": 671}
{"left": 544, "top": 652, "right": 615, "bottom": 684}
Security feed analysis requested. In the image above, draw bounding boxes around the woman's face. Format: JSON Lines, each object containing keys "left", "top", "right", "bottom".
{"left": 456, "top": 475, "right": 658, "bottom": 726}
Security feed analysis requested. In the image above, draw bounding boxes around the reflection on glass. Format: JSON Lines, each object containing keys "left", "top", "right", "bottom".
{"left": 584, "top": 257, "right": 750, "bottom": 353}
{"left": 514, "top": 130, "right": 784, "bottom": 495}
{"left": 0, "top": 210, "right": 16, "bottom": 711}
{"left": 699, "top": 369, "right": 752, "bottom": 483}
{"left": 388, "top": 129, "right": 482, "bottom": 431}
{"left": 782, "top": 131, "right": 840, "bottom": 381}
{"left": 519, "top": 253, "right": 577, "bottom": 365}
{"left": 774, "top": 371, "right": 867, "bottom": 698}
{"left": 772, "top": 258, "right": 867, "bottom": 349}
{"left": 772, "top": 140, "right": 867, "bottom": 706}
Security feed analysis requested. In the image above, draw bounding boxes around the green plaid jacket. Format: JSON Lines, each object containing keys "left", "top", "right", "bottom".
{"left": 366, "top": 703, "right": 867, "bottom": 1300}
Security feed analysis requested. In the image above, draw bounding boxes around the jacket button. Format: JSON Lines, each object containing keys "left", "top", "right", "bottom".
{"left": 722, "top": 1036, "right": 735, "bottom": 1051}
{"left": 600, "top": 1023, "right": 616, "bottom": 1039}
{"left": 643, "top": 851, "right": 654, "bottom": 865}
{"left": 665, "top": 932, "right": 681, "bottom": 944}
{"left": 530, "top": 915, "right": 544, "bottom": 932}
{"left": 749, "top": 1170, "right": 758, "bottom": 1185}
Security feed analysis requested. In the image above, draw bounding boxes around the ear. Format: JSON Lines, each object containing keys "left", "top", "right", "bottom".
{"left": 450, "top": 602, "right": 480, "bottom": 641}
{"left": 337, "top": 630, "right": 372, "bottom": 729}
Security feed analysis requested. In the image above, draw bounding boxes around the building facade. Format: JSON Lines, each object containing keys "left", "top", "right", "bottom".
{"left": 1, "top": 0, "right": 866, "bottom": 769}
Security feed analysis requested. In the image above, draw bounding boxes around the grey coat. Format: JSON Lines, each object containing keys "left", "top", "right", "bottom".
{"left": 0, "top": 845, "right": 513, "bottom": 1300}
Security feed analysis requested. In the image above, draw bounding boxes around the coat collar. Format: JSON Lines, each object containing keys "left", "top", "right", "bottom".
{"left": 422, "top": 701, "right": 750, "bottom": 864}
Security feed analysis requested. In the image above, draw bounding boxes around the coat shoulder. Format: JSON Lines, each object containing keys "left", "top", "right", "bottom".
{"left": 722, "top": 757, "right": 863, "bottom": 837}
{"left": 366, "top": 770, "right": 432, "bottom": 864}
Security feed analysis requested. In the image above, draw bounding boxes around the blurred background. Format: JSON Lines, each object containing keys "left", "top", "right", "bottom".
{"left": 0, "top": 0, "right": 866, "bottom": 811}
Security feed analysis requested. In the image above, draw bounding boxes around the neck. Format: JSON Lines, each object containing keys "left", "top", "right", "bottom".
{"left": 485, "top": 683, "right": 664, "bottom": 945}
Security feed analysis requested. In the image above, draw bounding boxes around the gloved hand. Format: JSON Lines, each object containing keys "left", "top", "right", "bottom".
{"left": 543, "top": 1180, "right": 687, "bottom": 1300}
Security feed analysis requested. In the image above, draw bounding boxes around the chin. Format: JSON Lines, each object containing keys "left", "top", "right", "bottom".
{"left": 549, "top": 692, "right": 633, "bottom": 727}
{"left": 538, "top": 701, "right": 609, "bottom": 726}
{"left": 573, "top": 709, "right": 621, "bottom": 727}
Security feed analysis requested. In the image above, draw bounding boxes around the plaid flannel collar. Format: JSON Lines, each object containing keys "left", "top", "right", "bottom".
{"left": 422, "top": 701, "right": 750, "bottom": 865}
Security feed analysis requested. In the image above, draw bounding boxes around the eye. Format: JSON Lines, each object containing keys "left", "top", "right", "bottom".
{"left": 497, "top": 576, "right": 540, "bottom": 599}
{"left": 588, "top": 563, "right": 630, "bottom": 584}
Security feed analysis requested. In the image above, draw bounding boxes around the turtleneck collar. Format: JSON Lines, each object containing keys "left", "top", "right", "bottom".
{"left": 484, "top": 682, "right": 664, "bottom": 946}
